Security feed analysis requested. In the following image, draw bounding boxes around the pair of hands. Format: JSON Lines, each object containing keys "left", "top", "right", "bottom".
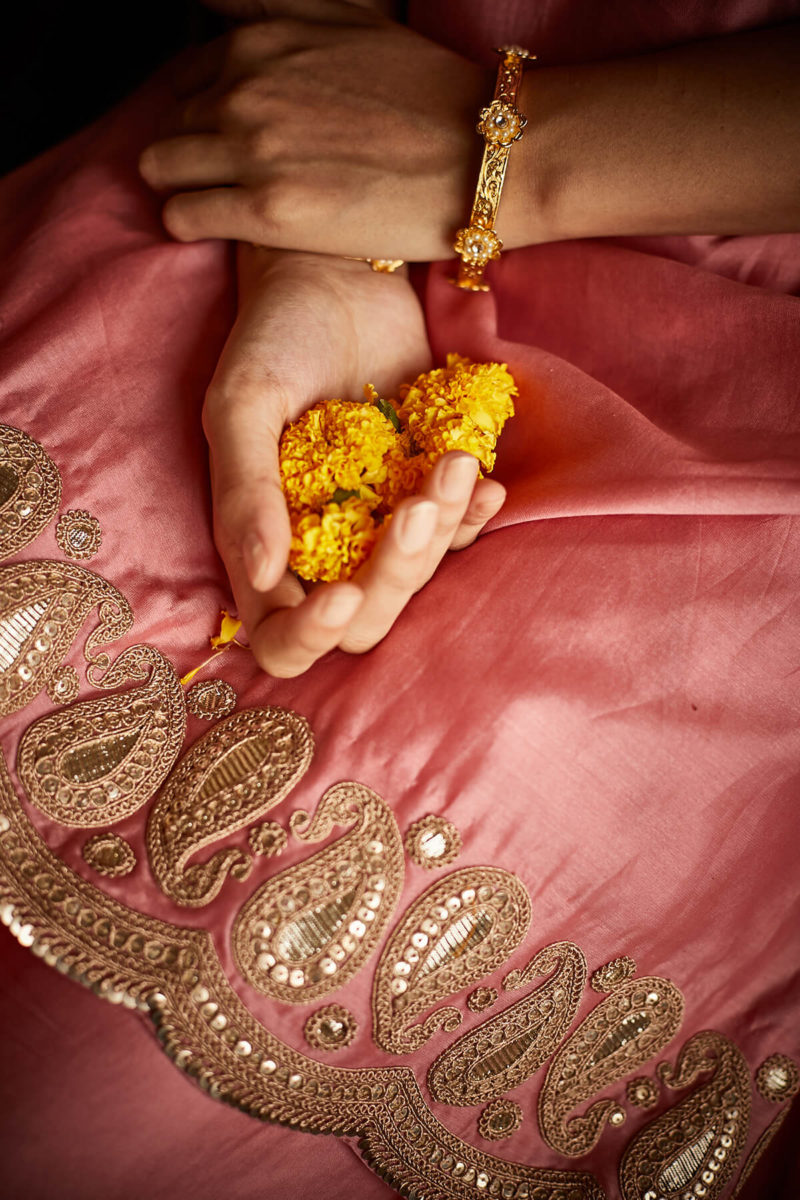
{"left": 140, "top": 4, "right": 504, "bottom": 677}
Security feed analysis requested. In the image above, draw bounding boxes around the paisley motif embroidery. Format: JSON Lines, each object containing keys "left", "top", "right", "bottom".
{"left": 55, "top": 509, "right": 102, "bottom": 561}
{"left": 429, "top": 941, "right": 586, "bottom": 1106}
{"left": 618, "top": 1030, "right": 751, "bottom": 1200}
{"left": 82, "top": 832, "right": 137, "bottom": 877}
{"left": 17, "top": 645, "right": 185, "bottom": 828}
{"left": 304, "top": 1004, "right": 358, "bottom": 1052}
{"left": 591, "top": 955, "right": 636, "bottom": 992}
{"left": 46, "top": 664, "right": 79, "bottom": 705}
{"left": 0, "top": 559, "right": 131, "bottom": 717}
{"left": 147, "top": 707, "right": 313, "bottom": 908}
{"left": 0, "top": 750, "right": 607, "bottom": 1200}
{"left": 186, "top": 678, "right": 237, "bottom": 721}
{"left": 538, "top": 974, "right": 685, "bottom": 1157}
{"left": 477, "top": 1098, "right": 523, "bottom": 1141}
{"left": 404, "top": 815, "right": 462, "bottom": 869}
{"left": 233, "top": 782, "right": 403, "bottom": 1001}
{"left": 0, "top": 424, "right": 62, "bottom": 560}
{"left": 372, "top": 867, "right": 531, "bottom": 1055}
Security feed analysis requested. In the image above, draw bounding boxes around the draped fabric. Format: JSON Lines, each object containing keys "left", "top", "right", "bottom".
{"left": 1, "top": 4, "right": 799, "bottom": 1199}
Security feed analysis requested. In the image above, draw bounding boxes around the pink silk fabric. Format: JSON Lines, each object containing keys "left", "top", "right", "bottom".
{"left": 2, "top": 4, "right": 800, "bottom": 1199}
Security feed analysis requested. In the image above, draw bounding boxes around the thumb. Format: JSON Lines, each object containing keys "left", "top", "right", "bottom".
{"left": 203, "top": 376, "right": 291, "bottom": 596}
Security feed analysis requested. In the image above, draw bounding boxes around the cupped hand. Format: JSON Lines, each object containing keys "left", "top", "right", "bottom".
{"left": 139, "top": 0, "right": 489, "bottom": 262}
{"left": 207, "top": 246, "right": 506, "bottom": 676}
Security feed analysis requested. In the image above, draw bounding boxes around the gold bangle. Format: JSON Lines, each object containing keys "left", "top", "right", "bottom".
{"left": 344, "top": 257, "right": 406, "bottom": 274}
{"left": 452, "top": 46, "right": 534, "bottom": 293}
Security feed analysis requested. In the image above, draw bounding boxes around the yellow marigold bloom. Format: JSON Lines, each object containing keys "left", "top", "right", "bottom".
{"left": 398, "top": 353, "right": 517, "bottom": 473}
{"left": 280, "top": 398, "right": 400, "bottom": 510}
{"left": 289, "top": 498, "right": 381, "bottom": 583}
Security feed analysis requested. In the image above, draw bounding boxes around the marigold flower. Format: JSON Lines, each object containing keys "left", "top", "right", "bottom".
{"left": 279, "top": 356, "right": 516, "bottom": 582}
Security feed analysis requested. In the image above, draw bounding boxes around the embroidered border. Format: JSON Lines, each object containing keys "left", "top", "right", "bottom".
{"left": 0, "top": 751, "right": 605, "bottom": 1200}
{"left": 0, "top": 424, "right": 62, "bottom": 561}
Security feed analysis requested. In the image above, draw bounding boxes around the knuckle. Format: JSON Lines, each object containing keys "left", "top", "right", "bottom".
{"left": 161, "top": 195, "right": 192, "bottom": 241}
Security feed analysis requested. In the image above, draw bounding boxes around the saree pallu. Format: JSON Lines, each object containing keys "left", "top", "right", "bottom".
{"left": 1, "top": 3, "right": 799, "bottom": 1198}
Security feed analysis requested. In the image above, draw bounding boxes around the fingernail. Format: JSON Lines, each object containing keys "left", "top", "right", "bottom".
{"left": 439, "top": 454, "right": 479, "bottom": 500}
{"left": 397, "top": 500, "right": 438, "bottom": 554}
{"left": 243, "top": 532, "right": 270, "bottom": 591}
{"left": 319, "top": 588, "right": 361, "bottom": 628}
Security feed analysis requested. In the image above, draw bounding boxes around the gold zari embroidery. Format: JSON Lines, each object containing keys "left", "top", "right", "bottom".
{"left": 304, "top": 1004, "right": 358, "bottom": 1052}
{"left": 619, "top": 1030, "right": 751, "bottom": 1200}
{"left": 186, "top": 679, "right": 237, "bottom": 721}
{"left": 372, "top": 867, "right": 531, "bottom": 1055}
{"left": 429, "top": 941, "right": 586, "bottom": 1106}
{"left": 147, "top": 707, "right": 312, "bottom": 907}
{"left": 46, "top": 664, "right": 79, "bottom": 704}
{"left": 18, "top": 644, "right": 185, "bottom": 827}
{"left": 626, "top": 1076, "right": 660, "bottom": 1109}
{"left": 56, "top": 509, "right": 102, "bottom": 561}
{"left": 591, "top": 956, "right": 637, "bottom": 993}
{"left": 0, "top": 755, "right": 605, "bottom": 1200}
{"left": 466, "top": 986, "right": 498, "bottom": 1014}
{"left": 233, "top": 782, "right": 403, "bottom": 1002}
{"left": 249, "top": 821, "right": 287, "bottom": 858}
{"left": 477, "top": 1098, "right": 523, "bottom": 1141}
{"left": 0, "top": 425, "right": 61, "bottom": 561}
{"left": 538, "top": 974, "right": 685, "bottom": 1157}
{"left": 405, "top": 815, "right": 462, "bottom": 869}
{"left": 0, "top": 559, "right": 131, "bottom": 717}
{"left": 755, "top": 1053, "right": 799, "bottom": 1102}
{"left": 82, "top": 832, "right": 136, "bottom": 877}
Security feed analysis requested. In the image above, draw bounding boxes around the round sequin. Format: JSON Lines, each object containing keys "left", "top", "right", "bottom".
{"left": 56, "top": 509, "right": 102, "bottom": 560}
{"left": 756, "top": 1054, "right": 799, "bottom": 1102}
{"left": 248, "top": 821, "right": 288, "bottom": 859}
{"left": 186, "top": 678, "right": 237, "bottom": 720}
{"left": 305, "top": 1004, "right": 358, "bottom": 1052}
{"left": 466, "top": 986, "right": 498, "bottom": 1014}
{"left": 45, "top": 664, "right": 79, "bottom": 705}
{"left": 404, "top": 815, "right": 462, "bottom": 870}
{"left": 82, "top": 832, "right": 136, "bottom": 877}
{"left": 626, "top": 1075, "right": 660, "bottom": 1109}
{"left": 590, "top": 955, "right": 637, "bottom": 993}
{"left": 477, "top": 1098, "right": 523, "bottom": 1141}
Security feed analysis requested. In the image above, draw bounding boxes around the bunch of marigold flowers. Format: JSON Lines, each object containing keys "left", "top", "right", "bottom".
{"left": 279, "top": 354, "right": 517, "bottom": 583}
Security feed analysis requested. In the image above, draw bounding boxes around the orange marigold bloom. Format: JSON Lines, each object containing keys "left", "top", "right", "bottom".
{"left": 289, "top": 498, "right": 382, "bottom": 583}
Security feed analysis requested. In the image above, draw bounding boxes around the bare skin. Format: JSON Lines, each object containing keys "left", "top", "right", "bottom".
{"left": 207, "top": 246, "right": 505, "bottom": 677}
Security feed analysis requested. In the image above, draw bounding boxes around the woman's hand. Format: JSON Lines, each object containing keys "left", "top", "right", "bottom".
{"left": 207, "top": 246, "right": 505, "bottom": 676}
{"left": 139, "top": 0, "right": 488, "bottom": 261}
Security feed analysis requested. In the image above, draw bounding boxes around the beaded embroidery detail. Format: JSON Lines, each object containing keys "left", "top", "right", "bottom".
{"left": 466, "top": 986, "right": 498, "bottom": 1014}
{"left": 147, "top": 707, "right": 312, "bottom": 908}
{"left": 538, "top": 974, "right": 685, "bottom": 1157}
{"left": 429, "top": 942, "right": 586, "bottom": 1106}
{"left": 755, "top": 1053, "right": 799, "bottom": 1102}
{"left": 0, "top": 559, "right": 131, "bottom": 717}
{"left": 304, "top": 1004, "right": 358, "bottom": 1052}
{"left": 17, "top": 644, "right": 186, "bottom": 827}
{"left": 233, "top": 782, "right": 403, "bottom": 1002}
{"left": 372, "top": 867, "right": 531, "bottom": 1055}
{"left": 248, "top": 821, "right": 287, "bottom": 859}
{"left": 82, "top": 832, "right": 136, "bottom": 877}
{"left": 618, "top": 1031, "right": 751, "bottom": 1200}
{"left": 186, "top": 679, "right": 237, "bottom": 721}
{"left": 626, "top": 1076, "right": 660, "bottom": 1109}
{"left": 56, "top": 509, "right": 102, "bottom": 561}
{"left": 46, "top": 664, "right": 80, "bottom": 705}
{"left": 477, "top": 1098, "right": 523, "bottom": 1141}
{"left": 404, "top": 815, "right": 462, "bottom": 869}
{"left": 591, "top": 956, "right": 637, "bottom": 993}
{"left": 0, "top": 425, "right": 62, "bottom": 560}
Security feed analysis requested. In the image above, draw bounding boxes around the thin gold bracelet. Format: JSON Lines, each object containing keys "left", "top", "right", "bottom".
{"left": 452, "top": 46, "right": 534, "bottom": 292}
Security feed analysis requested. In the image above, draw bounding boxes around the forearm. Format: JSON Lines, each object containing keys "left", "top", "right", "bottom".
{"left": 505, "top": 23, "right": 800, "bottom": 245}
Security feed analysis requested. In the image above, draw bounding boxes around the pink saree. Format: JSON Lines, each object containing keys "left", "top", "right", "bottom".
{"left": 1, "top": 3, "right": 799, "bottom": 1199}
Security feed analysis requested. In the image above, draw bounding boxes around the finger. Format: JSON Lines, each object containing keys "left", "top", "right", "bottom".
{"left": 139, "top": 136, "right": 243, "bottom": 192}
{"left": 251, "top": 582, "right": 364, "bottom": 677}
{"left": 162, "top": 186, "right": 263, "bottom": 243}
{"left": 204, "top": 383, "right": 290, "bottom": 596}
{"left": 339, "top": 497, "right": 439, "bottom": 653}
{"left": 418, "top": 452, "right": 480, "bottom": 562}
{"left": 449, "top": 477, "right": 506, "bottom": 551}
{"left": 165, "top": 40, "right": 226, "bottom": 99}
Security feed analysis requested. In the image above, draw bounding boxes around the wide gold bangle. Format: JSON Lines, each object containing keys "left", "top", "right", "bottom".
{"left": 452, "top": 46, "right": 534, "bottom": 293}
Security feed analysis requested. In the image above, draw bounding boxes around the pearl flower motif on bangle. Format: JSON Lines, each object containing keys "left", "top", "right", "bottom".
{"left": 477, "top": 100, "right": 527, "bottom": 148}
